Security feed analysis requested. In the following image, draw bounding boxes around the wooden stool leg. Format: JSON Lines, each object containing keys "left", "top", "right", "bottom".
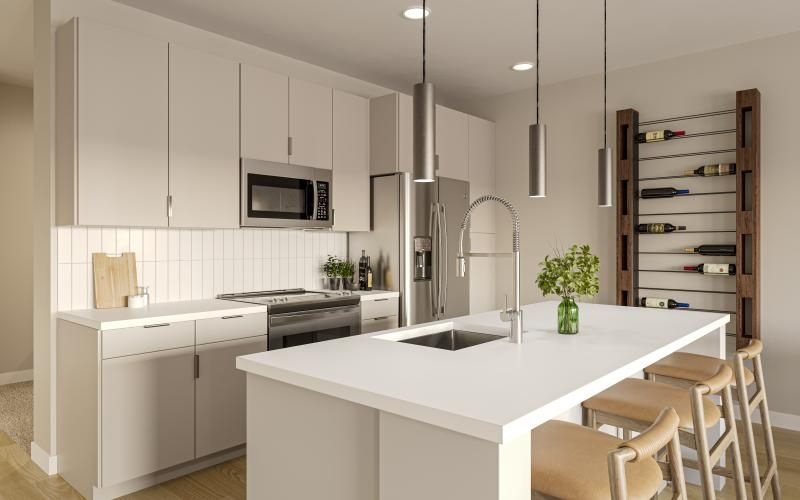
{"left": 690, "top": 386, "right": 716, "bottom": 499}
{"left": 735, "top": 355, "right": 762, "bottom": 499}
{"left": 753, "top": 355, "right": 782, "bottom": 500}
{"left": 721, "top": 385, "right": 747, "bottom": 499}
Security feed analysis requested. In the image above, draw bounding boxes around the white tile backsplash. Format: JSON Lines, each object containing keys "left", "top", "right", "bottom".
{"left": 55, "top": 227, "right": 348, "bottom": 311}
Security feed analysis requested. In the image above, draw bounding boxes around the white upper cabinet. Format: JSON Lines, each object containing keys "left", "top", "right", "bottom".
{"left": 240, "top": 64, "right": 289, "bottom": 163}
{"left": 56, "top": 18, "right": 169, "bottom": 227}
{"left": 332, "top": 90, "right": 370, "bottom": 232}
{"left": 168, "top": 44, "right": 240, "bottom": 228}
{"left": 289, "top": 79, "right": 333, "bottom": 170}
{"left": 435, "top": 105, "right": 469, "bottom": 181}
{"left": 369, "top": 93, "right": 413, "bottom": 175}
{"left": 467, "top": 116, "right": 496, "bottom": 233}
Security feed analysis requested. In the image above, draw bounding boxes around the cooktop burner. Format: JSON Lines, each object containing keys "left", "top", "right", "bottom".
{"left": 217, "top": 288, "right": 359, "bottom": 312}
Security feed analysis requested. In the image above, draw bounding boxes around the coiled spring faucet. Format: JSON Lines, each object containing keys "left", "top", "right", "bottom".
{"left": 456, "top": 195, "right": 523, "bottom": 343}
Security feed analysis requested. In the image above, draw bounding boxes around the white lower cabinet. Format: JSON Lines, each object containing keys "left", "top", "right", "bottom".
{"left": 196, "top": 335, "right": 268, "bottom": 457}
{"left": 101, "top": 347, "right": 196, "bottom": 486}
{"left": 57, "top": 309, "right": 268, "bottom": 499}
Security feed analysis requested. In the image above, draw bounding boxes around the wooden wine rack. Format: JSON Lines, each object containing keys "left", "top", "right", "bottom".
{"left": 615, "top": 89, "right": 761, "bottom": 348}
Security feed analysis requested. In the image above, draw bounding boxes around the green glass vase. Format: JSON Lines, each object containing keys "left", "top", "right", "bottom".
{"left": 557, "top": 297, "right": 579, "bottom": 334}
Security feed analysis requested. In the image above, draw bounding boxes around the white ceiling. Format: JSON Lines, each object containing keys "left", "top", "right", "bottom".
{"left": 0, "top": 0, "right": 33, "bottom": 87}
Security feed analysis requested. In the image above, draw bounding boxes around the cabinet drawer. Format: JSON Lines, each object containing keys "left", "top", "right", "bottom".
{"left": 196, "top": 312, "right": 268, "bottom": 345}
{"left": 361, "top": 298, "right": 399, "bottom": 321}
{"left": 102, "top": 321, "right": 194, "bottom": 359}
{"left": 361, "top": 316, "right": 398, "bottom": 334}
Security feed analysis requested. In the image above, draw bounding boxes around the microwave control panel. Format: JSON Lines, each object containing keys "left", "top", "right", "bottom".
{"left": 316, "top": 181, "right": 330, "bottom": 220}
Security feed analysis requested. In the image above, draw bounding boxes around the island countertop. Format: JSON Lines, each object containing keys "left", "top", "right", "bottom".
{"left": 237, "top": 301, "right": 728, "bottom": 444}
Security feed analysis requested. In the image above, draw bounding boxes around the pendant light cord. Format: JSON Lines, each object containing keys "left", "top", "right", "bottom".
{"left": 603, "top": 0, "right": 607, "bottom": 148}
{"left": 536, "top": 0, "right": 540, "bottom": 124}
{"left": 422, "top": 0, "right": 427, "bottom": 83}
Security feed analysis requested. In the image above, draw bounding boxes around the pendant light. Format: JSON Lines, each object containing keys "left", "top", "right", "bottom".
{"left": 529, "top": 0, "right": 546, "bottom": 198}
{"left": 597, "top": 0, "right": 613, "bottom": 207}
{"left": 413, "top": 0, "right": 436, "bottom": 183}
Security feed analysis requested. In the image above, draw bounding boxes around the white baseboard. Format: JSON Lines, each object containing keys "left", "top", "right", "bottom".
{"left": 734, "top": 406, "right": 800, "bottom": 432}
{"left": 30, "top": 441, "right": 58, "bottom": 475}
{"left": 0, "top": 369, "right": 33, "bottom": 386}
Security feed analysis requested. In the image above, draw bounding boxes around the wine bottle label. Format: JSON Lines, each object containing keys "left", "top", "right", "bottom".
{"left": 645, "top": 130, "right": 665, "bottom": 142}
{"left": 683, "top": 247, "right": 698, "bottom": 253}
{"left": 646, "top": 223, "right": 665, "bottom": 233}
{"left": 644, "top": 298, "right": 669, "bottom": 309}
{"left": 703, "top": 264, "right": 729, "bottom": 275}
{"left": 702, "top": 165, "right": 720, "bottom": 176}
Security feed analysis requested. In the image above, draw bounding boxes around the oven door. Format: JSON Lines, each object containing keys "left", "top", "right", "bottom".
{"left": 268, "top": 305, "right": 361, "bottom": 350}
{"left": 241, "top": 158, "right": 332, "bottom": 228}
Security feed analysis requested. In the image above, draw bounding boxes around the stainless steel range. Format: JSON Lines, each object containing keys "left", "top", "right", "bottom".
{"left": 218, "top": 289, "right": 361, "bottom": 350}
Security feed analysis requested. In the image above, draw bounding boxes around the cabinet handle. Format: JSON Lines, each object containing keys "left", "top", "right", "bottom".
{"left": 144, "top": 323, "right": 170, "bottom": 329}
{"left": 288, "top": 136, "right": 293, "bottom": 156}
{"left": 371, "top": 316, "right": 393, "bottom": 321}
{"left": 374, "top": 298, "right": 389, "bottom": 302}
{"left": 221, "top": 315, "right": 244, "bottom": 320}
{"left": 194, "top": 354, "right": 200, "bottom": 379}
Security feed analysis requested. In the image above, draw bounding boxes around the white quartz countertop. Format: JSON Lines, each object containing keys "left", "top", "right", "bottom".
{"left": 57, "top": 299, "right": 268, "bottom": 331}
{"left": 237, "top": 301, "right": 728, "bottom": 444}
{"left": 353, "top": 290, "right": 400, "bottom": 301}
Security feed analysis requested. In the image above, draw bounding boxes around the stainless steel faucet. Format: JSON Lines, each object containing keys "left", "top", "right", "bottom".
{"left": 456, "top": 195, "right": 523, "bottom": 343}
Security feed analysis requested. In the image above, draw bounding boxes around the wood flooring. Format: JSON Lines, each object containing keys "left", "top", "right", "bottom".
{"left": 0, "top": 424, "right": 797, "bottom": 499}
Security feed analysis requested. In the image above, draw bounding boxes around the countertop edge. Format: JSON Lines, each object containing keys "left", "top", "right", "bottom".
{"left": 57, "top": 302, "right": 269, "bottom": 331}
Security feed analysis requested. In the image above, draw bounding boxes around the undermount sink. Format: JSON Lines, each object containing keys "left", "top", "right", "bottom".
{"left": 398, "top": 329, "right": 504, "bottom": 351}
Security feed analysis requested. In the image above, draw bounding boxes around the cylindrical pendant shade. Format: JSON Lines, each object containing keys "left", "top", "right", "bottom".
{"left": 598, "top": 147, "right": 613, "bottom": 207}
{"left": 529, "top": 123, "right": 546, "bottom": 198}
{"left": 413, "top": 82, "right": 436, "bottom": 183}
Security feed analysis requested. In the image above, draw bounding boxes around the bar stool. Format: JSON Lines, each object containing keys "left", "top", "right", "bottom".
{"left": 645, "top": 340, "right": 781, "bottom": 500}
{"left": 582, "top": 366, "right": 746, "bottom": 499}
{"left": 531, "top": 407, "right": 687, "bottom": 499}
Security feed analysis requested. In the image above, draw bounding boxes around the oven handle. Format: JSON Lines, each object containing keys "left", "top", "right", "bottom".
{"left": 269, "top": 305, "right": 360, "bottom": 328}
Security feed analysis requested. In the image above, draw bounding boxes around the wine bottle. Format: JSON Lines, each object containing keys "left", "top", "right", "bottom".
{"left": 635, "top": 129, "right": 686, "bottom": 143}
{"left": 366, "top": 264, "right": 374, "bottom": 291}
{"left": 683, "top": 263, "right": 736, "bottom": 275}
{"left": 640, "top": 297, "right": 690, "bottom": 309}
{"left": 640, "top": 187, "right": 690, "bottom": 199}
{"left": 684, "top": 163, "right": 736, "bottom": 177}
{"left": 684, "top": 244, "right": 736, "bottom": 256}
{"left": 358, "top": 250, "right": 369, "bottom": 290}
{"left": 636, "top": 223, "right": 686, "bottom": 233}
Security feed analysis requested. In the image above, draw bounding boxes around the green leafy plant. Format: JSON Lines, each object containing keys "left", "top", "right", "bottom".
{"left": 322, "top": 255, "right": 342, "bottom": 278}
{"left": 536, "top": 244, "right": 600, "bottom": 299}
{"left": 322, "top": 255, "right": 356, "bottom": 278}
{"left": 339, "top": 259, "right": 355, "bottom": 279}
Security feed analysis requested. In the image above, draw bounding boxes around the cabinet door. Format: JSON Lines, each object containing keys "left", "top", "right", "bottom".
{"left": 435, "top": 105, "right": 469, "bottom": 181}
{"left": 468, "top": 117, "right": 496, "bottom": 233}
{"left": 333, "top": 90, "right": 370, "bottom": 232}
{"left": 169, "top": 44, "right": 239, "bottom": 228}
{"left": 289, "top": 79, "right": 332, "bottom": 170}
{"left": 74, "top": 19, "right": 169, "bottom": 227}
{"left": 196, "top": 335, "right": 268, "bottom": 457}
{"left": 102, "top": 347, "right": 195, "bottom": 486}
{"left": 241, "top": 64, "right": 289, "bottom": 163}
{"left": 398, "top": 93, "right": 413, "bottom": 174}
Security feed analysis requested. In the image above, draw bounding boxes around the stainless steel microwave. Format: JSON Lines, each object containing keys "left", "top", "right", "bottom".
{"left": 240, "top": 158, "right": 332, "bottom": 228}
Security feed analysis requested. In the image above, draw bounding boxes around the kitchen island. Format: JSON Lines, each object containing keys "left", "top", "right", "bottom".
{"left": 237, "top": 301, "right": 728, "bottom": 500}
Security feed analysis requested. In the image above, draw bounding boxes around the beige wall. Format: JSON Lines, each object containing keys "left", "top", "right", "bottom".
{"left": 469, "top": 31, "right": 800, "bottom": 418}
{"left": 0, "top": 82, "right": 33, "bottom": 378}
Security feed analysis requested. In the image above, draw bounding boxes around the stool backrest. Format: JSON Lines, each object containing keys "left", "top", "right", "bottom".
{"left": 608, "top": 407, "right": 687, "bottom": 500}
{"left": 696, "top": 364, "right": 732, "bottom": 396}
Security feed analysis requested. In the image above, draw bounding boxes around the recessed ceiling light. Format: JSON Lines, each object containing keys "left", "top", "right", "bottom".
{"left": 511, "top": 62, "right": 534, "bottom": 72}
{"left": 402, "top": 6, "right": 430, "bottom": 20}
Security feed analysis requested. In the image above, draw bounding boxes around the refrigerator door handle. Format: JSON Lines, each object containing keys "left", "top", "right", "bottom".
{"left": 429, "top": 202, "right": 438, "bottom": 316}
{"left": 439, "top": 203, "right": 447, "bottom": 316}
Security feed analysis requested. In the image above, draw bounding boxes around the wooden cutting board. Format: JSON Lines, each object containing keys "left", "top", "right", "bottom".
{"left": 93, "top": 252, "right": 138, "bottom": 309}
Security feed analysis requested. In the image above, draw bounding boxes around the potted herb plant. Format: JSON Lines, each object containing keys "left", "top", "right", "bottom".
{"left": 339, "top": 259, "right": 356, "bottom": 290}
{"left": 322, "top": 255, "right": 342, "bottom": 290}
{"left": 535, "top": 244, "right": 600, "bottom": 334}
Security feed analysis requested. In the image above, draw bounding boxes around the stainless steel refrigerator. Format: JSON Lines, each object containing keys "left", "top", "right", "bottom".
{"left": 350, "top": 172, "right": 470, "bottom": 326}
